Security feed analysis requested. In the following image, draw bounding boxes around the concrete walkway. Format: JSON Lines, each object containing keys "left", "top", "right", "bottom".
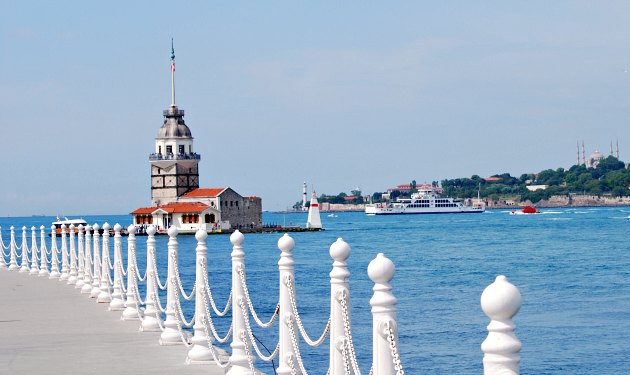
{"left": 0, "top": 269, "right": 226, "bottom": 375}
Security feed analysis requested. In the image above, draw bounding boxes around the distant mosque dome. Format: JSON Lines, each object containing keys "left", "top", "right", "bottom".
{"left": 586, "top": 150, "right": 604, "bottom": 168}
{"left": 156, "top": 105, "right": 192, "bottom": 139}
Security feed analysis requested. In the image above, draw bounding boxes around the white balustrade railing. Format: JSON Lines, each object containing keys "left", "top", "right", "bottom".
{"left": 109, "top": 224, "right": 126, "bottom": 311}
{"left": 97, "top": 223, "right": 112, "bottom": 303}
{"left": 29, "top": 226, "right": 40, "bottom": 275}
{"left": 49, "top": 225, "right": 60, "bottom": 278}
{"left": 38, "top": 225, "right": 49, "bottom": 277}
{"left": 90, "top": 223, "right": 102, "bottom": 297}
{"left": 19, "top": 226, "right": 30, "bottom": 273}
{"left": 68, "top": 224, "right": 78, "bottom": 284}
{"left": 59, "top": 224, "right": 69, "bottom": 280}
{"left": 122, "top": 225, "right": 143, "bottom": 320}
{"left": 159, "top": 226, "right": 183, "bottom": 345}
{"left": 0, "top": 222, "right": 524, "bottom": 375}
{"left": 81, "top": 225, "right": 94, "bottom": 293}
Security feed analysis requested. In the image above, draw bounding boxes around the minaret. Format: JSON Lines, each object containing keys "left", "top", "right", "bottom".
{"left": 149, "top": 40, "right": 201, "bottom": 206}
{"left": 302, "top": 182, "right": 307, "bottom": 211}
{"left": 610, "top": 141, "right": 614, "bottom": 156}
{"left": 616, "top": 140, "right": 620, "bottom": 159}
{"left": 582, "top": 141, "right": 586, "bottom": 166}
{"left": 576, "top": 141, "right": 580, "bottom": 165}
{"left": 306, "top": 192, "right": 322, "bottom": 229}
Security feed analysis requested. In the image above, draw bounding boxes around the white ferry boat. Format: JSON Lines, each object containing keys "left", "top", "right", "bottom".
{"left": 365, "top": 185, "right": 485, "bottom": 215}
{"left": 52, "top": 217, "right": 88, "bottom": 234}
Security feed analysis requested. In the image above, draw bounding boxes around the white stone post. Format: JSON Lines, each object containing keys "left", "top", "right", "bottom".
{"left": 227, "top": 230, "right": 252, "bottom": 375}
{"left": 187, "top": 229, "right": 215, "bottom": 364}
{"left": 59, "top": 224, "right": 70, "bottom": 280}
{"left": 159, "top": 226, "right": 181, "bottom": 345}
{"left": 368, "top": 253, "right": 399, "bottom": 375}
{"left": 81, "top": 225, "right": 94, "bottom": 293}
{"left": 141, "top": 225, "right": 162, "bottom": 331}
{"left": 67, "top": 224, "right": 78, "bottom": 284}
{"left": 19, "top": 226, "right": 30, "bottom": 273}
{"left": 109, "top": 224, "right": 125, "bottom": 310}
{"left": 97, "top": 223, "right": 112, "bottom": 303}
{"left": 38, "top": 225, "right": 49, "bottom": 277}
{"left": 0, "top": 226, "right": 6, "bottom": 270}
{"left": 8, "top": 226, "right": 19, "bottom": 270}
{"left": 90, "top": 224, "right": 102, "bottom": 298}
{"left": 49, "top": 225, "right": 61, "bottom": 278}
{"left": 329, "top": 238, "right": 351, "bottom": 375}
{"left": 481, "top": 275, "right": 522, "bottom": 375}
{"left": 122, "top": 225, "right": 143, "bottom": 320}
{"left": 275, "top": 233, "right": 295, "bottom": 375}
{"left": 29, "top": 226, "right": 40, "bottom": 275}
{"left": 75, "top": 225, "right": 85, "bottom": 288}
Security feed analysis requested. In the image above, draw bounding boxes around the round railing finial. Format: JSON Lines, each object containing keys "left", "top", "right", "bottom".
{"left": 329, "top": 237, "right": 351, "bottom": 262}
{"left": 368, "top": 253, "right": 395, "bottom": 284}
{"left": 167, "top": 225, "right": 178, "bottom": 237}
{"left": 277, "top": 233, "right": 295, "bottom": 253}
{"left": 481, "top": 275, "right": 522, "bottom": 320}
{"left": 230, "top": 229, "right": 244, "bottom": 246}
{"left": 196, "top": 229, "right": 208, "bottom": 242}
{"left": 146, "top": 225, "right": 156, "bottom": 236}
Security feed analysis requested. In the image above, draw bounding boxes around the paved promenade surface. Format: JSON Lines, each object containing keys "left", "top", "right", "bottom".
{"left": 0, "top": 270, "right": 225, "bottom": 375}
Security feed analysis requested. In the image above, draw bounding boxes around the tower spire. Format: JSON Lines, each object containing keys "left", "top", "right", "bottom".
{"left": 582, "top": 141, "right": 586, "bottom": 166}
{"left": 170, "top": 38, "right": 176, "bottom": 107}
{"left": 610, "top": 140, "right": 614, "bottom": 156}
{"left": 616, "top": 140, "right": 620, "bottom": 159}
{"left": 576, "top": 141, "right": 580, "bottom": 165}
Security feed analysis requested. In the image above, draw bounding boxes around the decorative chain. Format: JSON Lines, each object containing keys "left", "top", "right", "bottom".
{"left": 240, "top": 330, "right": 258, "bottom": 375}
{"left": 129, "top": 243, "right": 147, "bottom": 282}
{"left": 115, "top": 256, "right": 127, "bottom": 293}
{"left": 237, "top": 265, "right": 280, "bottom": 328}
{"left": 287, "top": 314, "right": 309, "bottom": 375}
{"left": 385, "top": 321, "right": 404, "bottom": 375}
{"left": 339, "top": 290, "right": 362, "bottom": 375}
{"left": 170, "top": 277, "right": 195, "bottom": 328}
{"left": 149, "top": 271, "right": 166, "bottom": 313}
{"left": 287, "top": 354, "right": 298, "bottom": 375}
{"left": 341, "top": 338, "right": 351, "bottom": 375}
{"left": 201, "top": 259, "right": 232, "bottom": 316}
{"left": 171, "top": 251, "right": 196, "bottom": 301}
{"left": 152, "top": 248, "right": 168, "bottom": 290}
{"left": 286, "top": 275, "right": 331, "bottom": 347}
{"left": 199, "top": 283, "right": 233, "bottom": 343}
{"left": 238, "top": 298, "right": 280, "bottom": 362}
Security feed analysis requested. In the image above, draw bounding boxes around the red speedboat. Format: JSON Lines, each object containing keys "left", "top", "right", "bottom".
{"left": 511, "top": 205, "right": 539, "bottom": 215}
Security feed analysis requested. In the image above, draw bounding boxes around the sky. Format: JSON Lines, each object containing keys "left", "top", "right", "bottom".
{"left": 1, "top": 1, "right": 630, "bottom": 215}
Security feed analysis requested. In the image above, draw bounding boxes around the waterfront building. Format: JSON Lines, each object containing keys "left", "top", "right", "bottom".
{"left": 131, "top": 43, "right": 262, "bottom": 233}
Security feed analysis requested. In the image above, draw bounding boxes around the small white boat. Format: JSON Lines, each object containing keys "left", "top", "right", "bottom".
{"left": 327, "top": 214, "right": 338, "bottom": 218}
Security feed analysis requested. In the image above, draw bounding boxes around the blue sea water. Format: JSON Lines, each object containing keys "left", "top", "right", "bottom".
{"left": 1, "top": 207, "right": 629, "bottom": 374}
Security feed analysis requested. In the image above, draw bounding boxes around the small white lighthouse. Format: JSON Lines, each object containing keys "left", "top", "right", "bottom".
{"left": 302, "top": 181, "right": 308, "bottom": 211}
{"left": 306, "top": 192, "right": 322, "bottom": 229}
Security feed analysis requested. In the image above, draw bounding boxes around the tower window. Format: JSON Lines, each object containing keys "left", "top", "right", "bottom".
{"left": 189, "top": 145, "right": 192, "bottom": 153}
{"left": 158, "top": 146, "right": 162, "bottom": 154}
{"left": 166, "top": 145, "right": 173, "bottom": 154}
{"left": 179, "top": 145, "right": 185, "bottom": 155}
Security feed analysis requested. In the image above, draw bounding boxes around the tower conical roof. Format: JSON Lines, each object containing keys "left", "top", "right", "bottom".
{"left": 156, "top": 105, "right": 192, "bottom": 139}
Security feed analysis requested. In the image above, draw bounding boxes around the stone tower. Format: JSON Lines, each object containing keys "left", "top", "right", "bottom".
{"left": 149, "top": 41, "right": 200, "bottom": 206}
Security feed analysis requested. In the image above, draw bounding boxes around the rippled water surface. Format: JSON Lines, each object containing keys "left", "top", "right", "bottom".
{"left": 2, "top": 207, "right": 629, "bottom": 374}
